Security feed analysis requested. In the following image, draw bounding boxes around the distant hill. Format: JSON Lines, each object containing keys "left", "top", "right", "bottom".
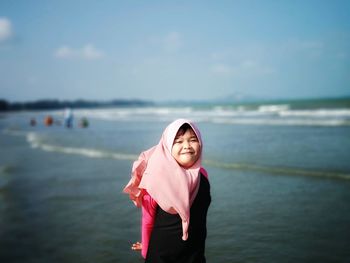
{"left": 0, "top": 99, "right": 153, "bottom": 111}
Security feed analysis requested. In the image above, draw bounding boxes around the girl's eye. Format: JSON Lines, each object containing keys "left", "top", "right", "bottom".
{"left": 190, "top": 139, "right": 198, "bottom": 142}
{"left": 174, "top": 140, "right": 183, "bottom": 144}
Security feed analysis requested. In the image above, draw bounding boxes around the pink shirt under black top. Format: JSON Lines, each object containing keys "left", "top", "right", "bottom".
{"left": 140, "top": 168, "right": 209, "bottom": 259}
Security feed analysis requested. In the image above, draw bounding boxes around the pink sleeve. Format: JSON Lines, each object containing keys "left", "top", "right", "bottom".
{"left": 200, "top": 167, "right": 209, "bottom": 179}
{"left": 141, "top": 192, "right": 157, "bottom": 258}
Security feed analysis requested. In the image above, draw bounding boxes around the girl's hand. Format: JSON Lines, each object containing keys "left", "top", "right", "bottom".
{"left": 131, "top": 241, "right": 142, "bottom": 251}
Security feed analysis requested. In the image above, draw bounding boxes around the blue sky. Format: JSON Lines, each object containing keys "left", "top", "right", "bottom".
{"left": 1, "top": 0, "right": 349, "bottom": 102}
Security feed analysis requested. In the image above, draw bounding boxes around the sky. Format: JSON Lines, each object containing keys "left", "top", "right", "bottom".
{"left": 0, "top": 0, "right": 349, "bottom": 102}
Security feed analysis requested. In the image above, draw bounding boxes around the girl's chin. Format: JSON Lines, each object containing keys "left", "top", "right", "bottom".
{"left": 179, "top": 159, "right": 195, "bottom": 168}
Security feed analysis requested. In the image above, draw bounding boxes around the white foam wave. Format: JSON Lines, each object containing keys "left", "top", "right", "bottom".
{"left": 9, "top": 104, "right": 349, "bottom": 127}
{"left": 26, "top": 132, "right": 137, "bottom": 161}
{"left": 203, "top": 160, "right": 350, "bottom": 180}
{"left": 258, "top": 104, "right": 290, "bottom": 112}
{"left": 73, "top": 107, "right": 194, "bottom": 121}
{"left": 9, "top": 132, "right": 350, "bottom": 181}
{"left": 279, "top": 109, "right": 350, "bottom": 117}
{"left": 2, "top": 128, "right": 28, "bottom": 137}
{"left": 212, "top": 118, "right": 349, "bottom": 126}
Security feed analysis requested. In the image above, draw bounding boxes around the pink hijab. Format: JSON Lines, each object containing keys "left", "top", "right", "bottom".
{"left": 123, "top": 119, "right": 203, "bottom": 240}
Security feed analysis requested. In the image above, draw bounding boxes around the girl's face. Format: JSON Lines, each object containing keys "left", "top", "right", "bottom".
{"left": 171, "top": 128, "right": 201, "bottom": 169}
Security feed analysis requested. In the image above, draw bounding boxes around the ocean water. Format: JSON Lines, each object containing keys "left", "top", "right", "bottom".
{"left": 1, "top": 101, "right": 350, "bottom": 263}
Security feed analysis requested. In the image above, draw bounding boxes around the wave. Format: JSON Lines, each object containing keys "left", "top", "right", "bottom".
{"left": 203, "top": 160, "right": 350, "bottom": 181}
{"left": 4, "top": 105, "right": 349, "bottom": 127}
{"left": 26, "top": 132, "right": 138, "bottom": 161}
{"left": 258, "top": 104, "right": 290, "bottom": 112}
{"left": 2, "top": 130, "right": 137, "bottom": 161}
{"left": 24, "top": 132, "right": 350, "bottom": 181}
{"left": 211, "top": 118, "right": 350, "bottom": 126}
{"left": 278, "top": 109, "right": 350, "bottom": 117}
{"left": 2, "top": 128, "right": 28, "bottom": 137}
{"left": 70, "top": 106, "right": 350, "bottom": 127}
{"left": 3, "top": 129, "right": 349, "bottom": 181}
{"left": 73, "top": 107, "right": 194, "bottom": 121}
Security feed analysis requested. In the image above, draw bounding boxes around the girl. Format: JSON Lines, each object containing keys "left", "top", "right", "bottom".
{"left": 123, "top": 119, "right": 211, "bottom": 262}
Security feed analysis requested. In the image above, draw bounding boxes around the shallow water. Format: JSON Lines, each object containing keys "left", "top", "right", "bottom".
{"left": 1, "top": 109, "right": 350, "bottom": 262}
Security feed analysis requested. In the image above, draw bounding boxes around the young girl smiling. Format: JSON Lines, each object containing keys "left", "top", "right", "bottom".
{"left": 124, "top": 119, "right": 211, "bottom": 262}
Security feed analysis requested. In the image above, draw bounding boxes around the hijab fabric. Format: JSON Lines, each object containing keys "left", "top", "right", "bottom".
{"left": 123, "top": 119, "right": 203, "bottom": 240}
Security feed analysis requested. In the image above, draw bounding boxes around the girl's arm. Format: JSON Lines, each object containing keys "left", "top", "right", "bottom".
{"left": 200, "top": 167, "right": 209, "bottom": 179}
{"left": 141, "top": 191, "right": 157, "bottom": 258}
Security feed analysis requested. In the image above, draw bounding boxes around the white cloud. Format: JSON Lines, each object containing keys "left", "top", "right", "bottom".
{"left": 149, "top": 32, "right": 183, "bottom": 52}
{"left": 241, "top": 60, "right": 257, "bottom": 68}
{"left": 282, "top": 38, "right": 324, "bottom": 58}
{"left": 210, "top": 51, "right": 234, "bottom": 61}
{"left": 0, "top": 17, "right": 13, "bottom": 42}
{"left": 163, "top": 32, "right": 183, "bottom": 52}
{"left": 81, "top": 44, "right": 104, "bottom": 59}
{"left": 54, "top": 44, "right": 104, "bottom": 60}
{"left": 211, "top": 64, "right": 234, "bottom": 75}
{"left": 55, "top": 46, "right": 75, "bottom": 58}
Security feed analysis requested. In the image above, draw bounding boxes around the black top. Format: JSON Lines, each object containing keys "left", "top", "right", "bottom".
{"left": 145, "top": 173, "right": 211, "bottom": 263}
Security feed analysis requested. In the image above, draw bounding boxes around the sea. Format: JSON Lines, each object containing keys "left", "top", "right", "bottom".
{"left": 1, "top": 98, "right": 350, "bottom": 263}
